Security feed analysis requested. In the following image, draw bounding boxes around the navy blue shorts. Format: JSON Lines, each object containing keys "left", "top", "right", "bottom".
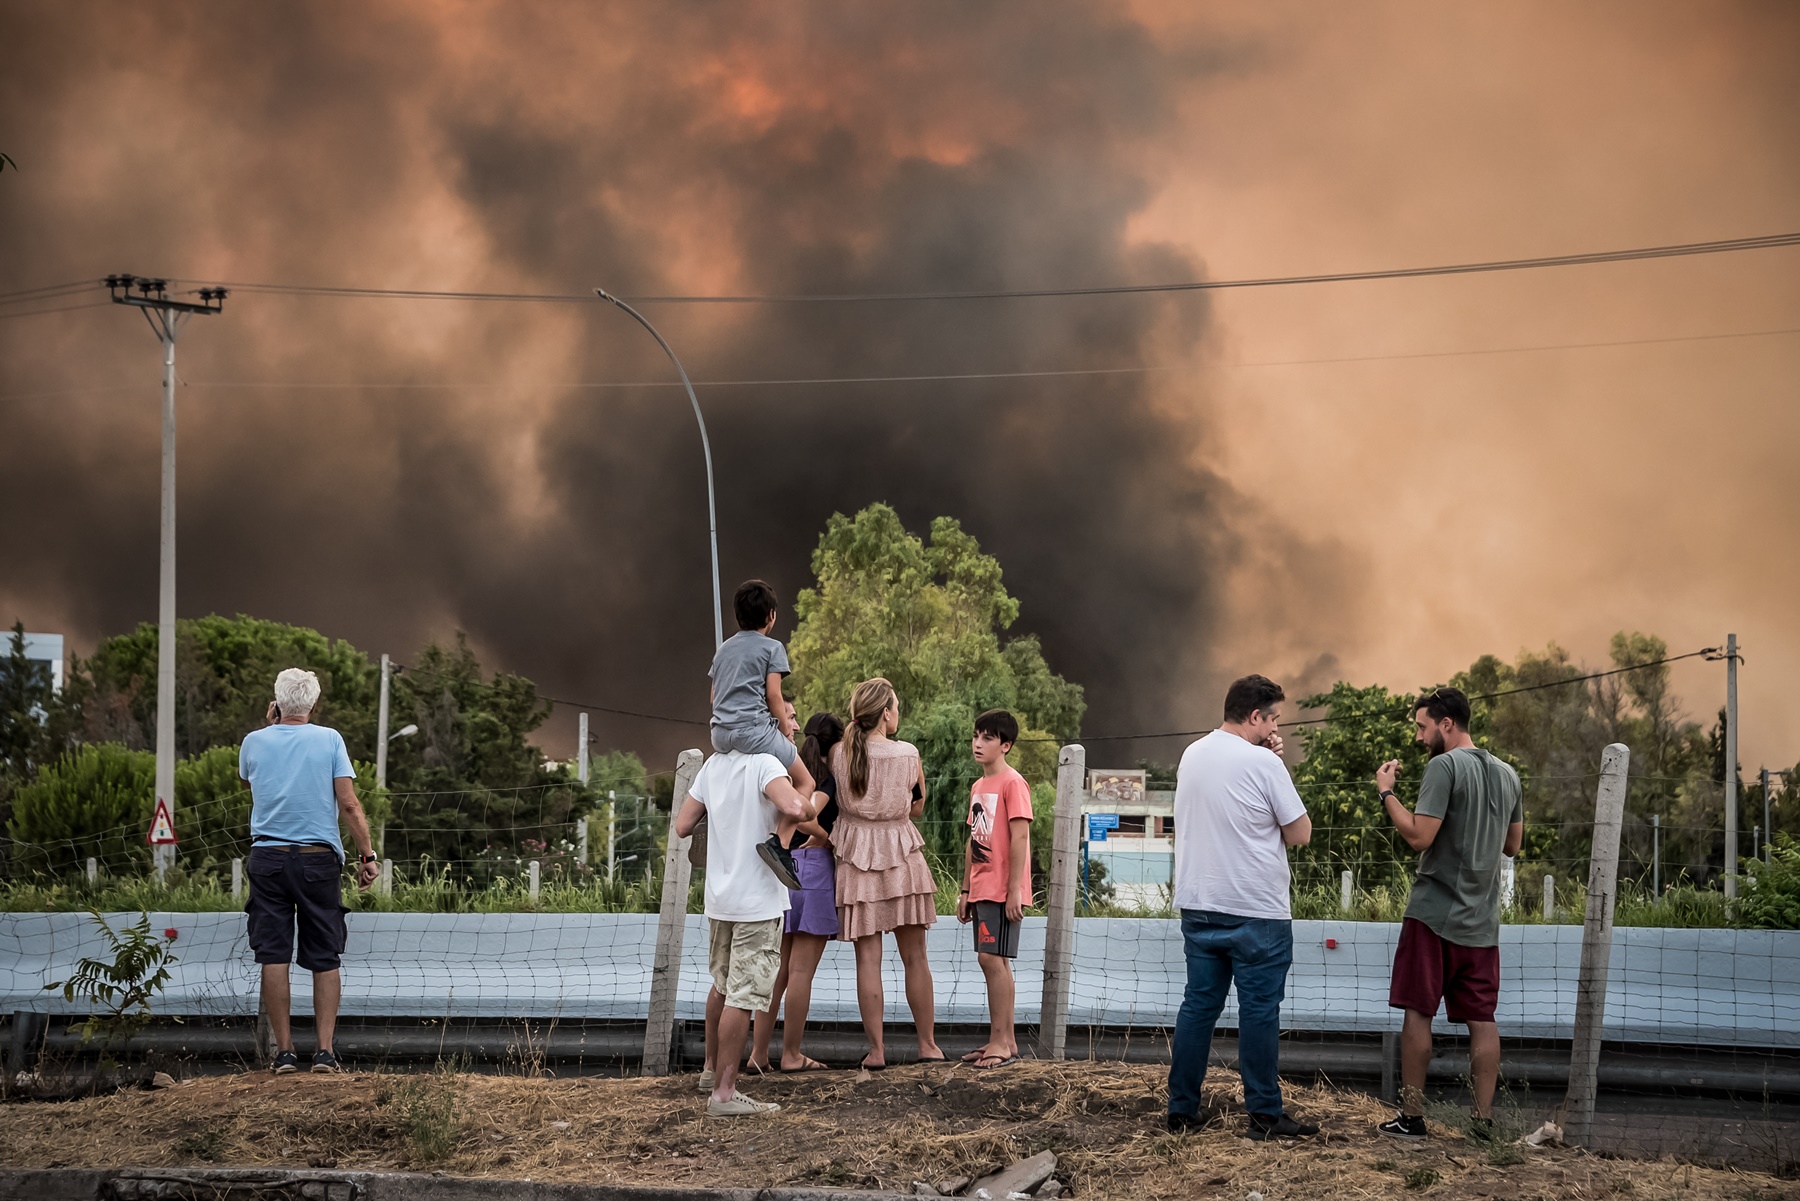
{"left": 244, "top": 846, "right": 348, "bottom": 972}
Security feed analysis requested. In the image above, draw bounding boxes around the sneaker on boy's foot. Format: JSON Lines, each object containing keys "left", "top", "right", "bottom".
{"left": 707, "top": 1090, "right": 780, "bottom": 1117}
{"left": 757, "top": 835, "right": 803, "bottom": 890}
{"left": 311, "top": 1048, "right": 343, "bottom": 1073}
{"left": 1246, "top": 1112, "right": 1319, "bottom": 1141}
{"left": 1378, "top": 1112, "right": 1429, "bottom": 1141}
{"left": 697, "top": 1069, "right": 715, "bottom": 1094}
{"left": 1467, "top": 1115, "right": 1497, "bottom": 1143}
{"left": 271, "top": 1049, "right": 300, "bottom": 1074}
{"left": 1166, "top": 1111, "right": 1208, "bottom": 1133}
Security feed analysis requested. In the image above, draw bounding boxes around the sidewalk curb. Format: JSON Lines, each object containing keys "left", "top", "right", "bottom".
{"left": 0, "top": 1168, "right": 905, "bottom": 1201}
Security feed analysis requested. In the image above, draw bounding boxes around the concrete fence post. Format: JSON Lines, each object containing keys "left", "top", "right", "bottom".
{"left": 379, "top": 859, "right": 393, "bottom": 898}
{"left": 1564, "top": 742, "right": 1631, "bottom": 1147}
{"left": 1037, "top": 743, "right": 1085, "bottom": 1061}
{"left": 643, "top": 748, "right": 704, "bottom": 1076}
{"left": 528, "top": 860, "right": 541, "bottom": 902}
{"left": 577, "top": 817, "right": 589, "bottom": 867}
{"left": 1340, "top": 869, "right": 1354, "bottom": 913}
{"left": 1542, "top": 874, "right": 1556, "bottom": 922}
{"left": 87, "top": 857, "right": 99, "bottom": 887}
{"left": 231, "top": 858, "right": 243, "bottom": 902}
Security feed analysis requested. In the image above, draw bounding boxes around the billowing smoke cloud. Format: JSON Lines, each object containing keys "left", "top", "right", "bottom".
{"left": 0, "top": 2, "right": 1354, "bottom": 763}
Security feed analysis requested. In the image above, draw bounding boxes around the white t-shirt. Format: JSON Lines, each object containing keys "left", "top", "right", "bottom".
{"left": 688, "top": 751, "right": 792, "bottom": 922}
{"left": 1172, "top": 729, "right": 1308, "bottom": 919}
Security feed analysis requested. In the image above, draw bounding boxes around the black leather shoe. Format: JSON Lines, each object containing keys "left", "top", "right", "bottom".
{"left": 1246, "top": 1112, "right": 1320, "bottom": 1140}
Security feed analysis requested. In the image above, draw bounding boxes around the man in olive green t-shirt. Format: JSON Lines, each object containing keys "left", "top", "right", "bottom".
{"left": 1372, "top": 687, "right": 1523, "bottom": 1142}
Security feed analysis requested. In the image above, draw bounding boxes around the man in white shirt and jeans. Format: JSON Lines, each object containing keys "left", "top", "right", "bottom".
{"left": 673, "top": 749, "right": 808, "bottom": 1116}
{"left": 1168, "top": 674, "right": 1318, "bottom": 1140}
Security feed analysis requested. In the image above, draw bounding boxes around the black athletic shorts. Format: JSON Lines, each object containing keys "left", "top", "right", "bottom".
{"left": 244, "top": 845, "right": 349, "bottom": 972}
{"left": 972, "top": 900, "right": 1020, "bottom": 959}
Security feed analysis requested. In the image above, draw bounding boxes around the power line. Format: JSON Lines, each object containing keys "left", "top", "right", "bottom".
{"left": 0, "top": 300, "right": 111, "bottom": 321}
{"left": 393, "top": 661, "right": 707, "bottom": 728}
{"left": 6, "top": 321, "right": 1795, "bottom": 405}
{"left": 1062, "top": 648, "right": 1721, "bottom": 743}
{"left": 65, "top": 230, "right": 1800, "bottom": 307}
{"left": 0, "top": 280, "right": 100, "bottom": 304}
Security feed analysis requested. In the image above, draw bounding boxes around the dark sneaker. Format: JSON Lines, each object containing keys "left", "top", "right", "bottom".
{"left": 757, "top": 835, "right": 803, "bottom": 890}
{"left": 271, "top": 1049, "right": 300, "bottom": 1074}
{"left": 1167, "top": 1111, "right": 1205, "bottom": 1133}
{"left": 1467, "top": 1116, "right": 1497, "bottom": 1143}
{"left": 1378, "top": 1112, "right": 1429, "bottom": 1141}
{"left": 1246, "top": 1112, "right": 1319, "bottom": 1141}
{"left": 311, "top": 1048, "right": 343, "bottom": 1073}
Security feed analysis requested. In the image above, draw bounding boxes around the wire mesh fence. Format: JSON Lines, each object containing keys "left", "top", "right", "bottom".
{"left": 1, "top": 741, "right": 1796, "bottom": 1168}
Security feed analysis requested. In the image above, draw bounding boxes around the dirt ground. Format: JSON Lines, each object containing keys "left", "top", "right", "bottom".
{"left": 2, "top": 1060, "right": 1794, "bottom": 1200}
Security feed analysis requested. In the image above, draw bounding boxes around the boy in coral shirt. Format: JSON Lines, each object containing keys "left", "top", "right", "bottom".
{"left": 956, "top": 709, "right": 1033, "bottom": 1069}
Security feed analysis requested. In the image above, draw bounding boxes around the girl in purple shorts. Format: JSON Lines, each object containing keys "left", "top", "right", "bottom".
{"left": 749, "top": 711, "right": 843, "bottom": 1073}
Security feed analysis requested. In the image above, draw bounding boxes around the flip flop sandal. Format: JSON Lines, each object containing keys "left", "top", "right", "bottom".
{"left": 971, "top": 1053, "right": 1019, "bottom": 1070}
{"left": 779, "top": 1057, "right": 831, "bottom": 1073}
{"left": 960, "top": 1048, "right": 991, "bottom": 1064}
{"left": 859, "top": 1057, "right": 888, "bottom": 1072}
{"left": 916, "top": 1055, "right": 947, "bottom": 1064}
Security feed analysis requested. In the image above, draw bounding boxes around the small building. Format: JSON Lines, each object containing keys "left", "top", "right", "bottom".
{"left": 19, "top": 632, "right": 65, "bottom": 693}
{"left": 1083, "top": 769, "right": 1174, "bottom": 911}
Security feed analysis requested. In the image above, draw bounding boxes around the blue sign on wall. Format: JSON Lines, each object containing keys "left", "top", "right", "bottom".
{"left": 1087, "top": 813, "right": 1120, "bottom": 842}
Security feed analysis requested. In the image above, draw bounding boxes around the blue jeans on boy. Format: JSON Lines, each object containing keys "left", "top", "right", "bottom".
{"left": 1168, "top": 909, "right": 1295, "bottom": 1119}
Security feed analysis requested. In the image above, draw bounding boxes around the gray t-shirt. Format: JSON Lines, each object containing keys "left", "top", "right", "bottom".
{"left": 1403, "top": 746, "right": 1524, "bottom": 947}
{"left": 708, "top": 630, "right": 790, "bottom": 731}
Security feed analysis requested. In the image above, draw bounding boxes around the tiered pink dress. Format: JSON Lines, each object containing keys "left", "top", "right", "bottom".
{"left": 830, "top": 738, "right": 937, "bottom": 941}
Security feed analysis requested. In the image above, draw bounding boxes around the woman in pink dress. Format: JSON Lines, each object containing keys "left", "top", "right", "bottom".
{"left": 830, "top": 677, "right": 943, "bottom": 1069}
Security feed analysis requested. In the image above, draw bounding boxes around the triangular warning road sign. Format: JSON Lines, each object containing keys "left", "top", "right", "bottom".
{"left": 147, "top": 797, "right": 178, "bottom": 845}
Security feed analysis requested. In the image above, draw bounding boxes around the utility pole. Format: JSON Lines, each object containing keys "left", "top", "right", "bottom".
{"left": 1762, "top": 767, "right": 1773, "bottom": 866}
{"left": 1651, "top": 813, "right": 1660, "bottom": 899}
{"left": 376, "top": 654, "right": 393, "bottom": 788}
{"left": 1724, "top": 633, "right": 1739, "bottom": 899}
{"left": 578, "top": 713, "right": 590, "bottom": 785}
{"left": 107, "top": 276, "right": 225, "bottom": 881}
{"left": 375, "top": 653, "right": 392, "bottom": 859}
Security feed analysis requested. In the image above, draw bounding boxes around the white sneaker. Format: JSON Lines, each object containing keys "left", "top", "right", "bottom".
{"left": 707, "top": 1090, "right": 780, "bottom": 1117}
{"left": 697, "top": 1069, "right": 715, "bottom": 1094}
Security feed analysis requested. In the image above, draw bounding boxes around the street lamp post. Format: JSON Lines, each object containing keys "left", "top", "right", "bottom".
{"left": 593, "top": 288, "right": 723, "bottom": 649}
{"left": 107, "top": 276, "right": 226, "bottom": 880}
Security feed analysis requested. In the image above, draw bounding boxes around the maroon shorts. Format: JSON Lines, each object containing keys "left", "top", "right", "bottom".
{"left": 1388, "top": 917, "right": 1499, "bottom": 1024}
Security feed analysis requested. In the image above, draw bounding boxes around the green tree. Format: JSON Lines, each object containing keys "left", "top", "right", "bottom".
{"left": 1291, "top": 681, "right": 1429, "bottom": 890}
{"left": 382, "top": 634, "right": 594, "bottom": 866}
{"left": 787, "top": 504, "right": 1083, "bottom": 856}
{"left": 75, "top": 615, "right": 380, "bottom": 760}
{"left": 1, "top": 622, "right": 77, "bottom": 781}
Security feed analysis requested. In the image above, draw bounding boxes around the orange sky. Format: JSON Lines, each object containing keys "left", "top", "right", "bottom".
{"left": 1, "top": 1, "right": 1795, "bottom": 773}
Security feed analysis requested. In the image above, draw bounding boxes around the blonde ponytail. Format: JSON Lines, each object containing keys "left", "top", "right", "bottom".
{"left": 845, "top": 677, "right": 897, "bottom": 797}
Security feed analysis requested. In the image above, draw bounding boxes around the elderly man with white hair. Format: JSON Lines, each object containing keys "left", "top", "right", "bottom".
{"left": 238, "top": 667, "right": 379, "bottom": 1073}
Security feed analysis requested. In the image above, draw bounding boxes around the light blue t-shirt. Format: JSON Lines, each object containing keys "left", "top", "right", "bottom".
{"left": 240, "top": 723, "right": 356, "bottom": 860}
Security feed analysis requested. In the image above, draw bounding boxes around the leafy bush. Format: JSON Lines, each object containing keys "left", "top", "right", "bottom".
{"left": 6, "top": 740, "right": 390, "bottom": 878}
{"left": 7, "top": 743, "right": 154, "bottom": 875}
{"left": 43, "top": 908, "right": 177, "bottom": 1049}
{"left": 1738, "top": 835, "right": 1800, "bottom": 929}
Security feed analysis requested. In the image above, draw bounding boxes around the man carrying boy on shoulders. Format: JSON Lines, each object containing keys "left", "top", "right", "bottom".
{"left": 956, "top": 709, "right": 1033, "bottom": 1070}
{"left": 674, "top": 749, "right": 810, "bottom": 1117}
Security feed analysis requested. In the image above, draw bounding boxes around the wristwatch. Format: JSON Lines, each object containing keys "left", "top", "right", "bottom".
{"left": 361, "top": 853, "right": 379, "bottom": 865}
{"left": 1378, "top": 789, "right": 1397, "bottom": 802}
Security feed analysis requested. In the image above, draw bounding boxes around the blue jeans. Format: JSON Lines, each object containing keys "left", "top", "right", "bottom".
{"left": 1168, "top": 909, "right": 1294, "bottom": 1118}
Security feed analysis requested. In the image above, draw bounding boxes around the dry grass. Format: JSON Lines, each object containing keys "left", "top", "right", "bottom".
{"left": 2, "top": 1060, "right": 1793, "bottom": 1200}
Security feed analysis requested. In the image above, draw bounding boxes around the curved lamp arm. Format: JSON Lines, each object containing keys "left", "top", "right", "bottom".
{"left": 594, "top": 287, "right": 724, "bottom": 650}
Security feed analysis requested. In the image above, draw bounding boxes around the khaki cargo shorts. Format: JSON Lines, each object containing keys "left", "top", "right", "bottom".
{"left": 708, "top": 916, "right": 783, "bottom": 1012}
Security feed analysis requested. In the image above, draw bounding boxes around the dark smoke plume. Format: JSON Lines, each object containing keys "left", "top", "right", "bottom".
{"left": 0, "top": 2, "right": 1355, "bottom": 764}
